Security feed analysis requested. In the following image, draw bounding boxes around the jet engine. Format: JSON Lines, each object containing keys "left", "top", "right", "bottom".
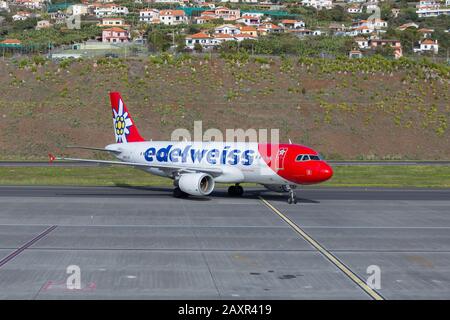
{"left": 178, "top": 173, "right": 215, "bottom": 196}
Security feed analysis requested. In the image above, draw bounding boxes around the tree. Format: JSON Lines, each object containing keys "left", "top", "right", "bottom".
{"left": 147, "top": 29, "right": 171, "bottom": 52}
{"left": 194, "top": 43, "right": 202, "bottom": 53}
{"left": 373, "top": 45, "right": 395, "bottom": 58}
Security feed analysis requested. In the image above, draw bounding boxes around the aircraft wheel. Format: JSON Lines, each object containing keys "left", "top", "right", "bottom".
{"left": 228, "top": 185, "right": 244, "bottom": 197}
{"left": 173, "top": 187, "right": 188, "bottom": 198}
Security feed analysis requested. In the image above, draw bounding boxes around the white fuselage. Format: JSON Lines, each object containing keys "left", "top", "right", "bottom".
{"left": 106, "top": 141, "right": 290, "bottom": 185}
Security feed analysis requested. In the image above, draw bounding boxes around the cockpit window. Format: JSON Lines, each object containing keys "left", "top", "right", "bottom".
{"left": 296, "top": 154, "right": 321, "bottom": 161}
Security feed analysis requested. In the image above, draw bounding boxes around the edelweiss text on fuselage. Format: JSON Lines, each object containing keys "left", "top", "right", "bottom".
{"left": 144, "top": 145, "right": 255, "bottom": 166}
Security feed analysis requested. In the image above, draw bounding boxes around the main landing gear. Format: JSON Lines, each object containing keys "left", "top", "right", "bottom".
{"left": 173, "top": 187, "right": 188, "bottom": 198}
{"left": 286, "top": 186, "right": 297, "bottom": 204}
{"left": 228, "top": 184, "right": 244, "bottom": 197}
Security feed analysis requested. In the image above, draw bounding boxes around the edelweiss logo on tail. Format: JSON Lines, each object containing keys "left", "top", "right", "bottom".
{"left": 109, "top": 92, "right": 145, "bottom": 144}
{"left": 113, "top": 99, "right": 132, "bottom": 143}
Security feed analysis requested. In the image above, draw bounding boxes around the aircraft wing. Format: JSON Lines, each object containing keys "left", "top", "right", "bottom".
{"left": 49, "top": 155, "right": 223, "bottom": 176}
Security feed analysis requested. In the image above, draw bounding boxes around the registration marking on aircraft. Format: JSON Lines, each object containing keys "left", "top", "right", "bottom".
{"left": 259, "top": 196, "right": 384, "bottom": 301}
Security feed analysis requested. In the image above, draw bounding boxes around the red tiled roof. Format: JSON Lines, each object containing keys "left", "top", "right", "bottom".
{"left": 240, "top": 26, "right": 257, "bottom": 32}
{"left": 1, "top": 39, "right": 21, "bottom": 44}
{"left": 214, "top": 34, "right": 234, "bottom": 39}
{"left": 235, "top": 34, "right": 256, "bottom": 38}
{"left": 103, "top": 27, "right": 126, "bottom": 32}
{"left": 421, "top": 38, "right": 436, "bottom": 45}
{"left": 187, "top": 32, "right": 211, "bottom": 39}
{"left": 160, "top": 10, "right": 185, "bottom": 16}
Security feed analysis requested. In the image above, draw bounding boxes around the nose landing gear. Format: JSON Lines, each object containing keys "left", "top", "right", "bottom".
{"left": 286, "top": 186, "right": 297, "bottom": 204}
{"left": 228, "top": 184, "right": 244, "bottom": 197}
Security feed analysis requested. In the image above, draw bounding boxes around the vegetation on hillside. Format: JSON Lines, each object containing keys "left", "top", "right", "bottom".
{"left": 0, "top": 55, "right": 448, "bottom": 160}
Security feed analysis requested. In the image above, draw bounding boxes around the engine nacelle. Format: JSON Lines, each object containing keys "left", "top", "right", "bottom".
{"left": 263, "top": 184, "right": 291, "bottom": 193}
{"left": 178, "top": 173, "right": 215, "bottom": 196}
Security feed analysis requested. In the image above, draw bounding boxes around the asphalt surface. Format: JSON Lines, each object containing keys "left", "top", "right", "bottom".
{"left": 0, "top": 186, "right": 449, "bottom": 299}
{"left": 1, "top": 161, "right": 450, "bottom": 167}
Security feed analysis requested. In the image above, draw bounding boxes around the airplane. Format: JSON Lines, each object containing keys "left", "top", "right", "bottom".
{"left": 49, "top": 92, "right": 333, "bottom": 204}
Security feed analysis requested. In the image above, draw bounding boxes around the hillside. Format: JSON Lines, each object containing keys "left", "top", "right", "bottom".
{"left": 0, "top": 55, "right": 449, "bottom": 160}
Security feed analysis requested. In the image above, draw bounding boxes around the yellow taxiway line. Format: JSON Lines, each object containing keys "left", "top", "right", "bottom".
{"left": 259, "top": 196, "right": 384, "bottom": 301}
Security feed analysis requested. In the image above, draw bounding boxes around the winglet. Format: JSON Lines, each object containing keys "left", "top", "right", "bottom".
{"left": 48, "top": 153, "right": 56, "bottom": 163}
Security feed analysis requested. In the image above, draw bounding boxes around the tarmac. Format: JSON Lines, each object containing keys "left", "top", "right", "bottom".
{"left": 0, "top": 186, "right": 449, "bottom": 300}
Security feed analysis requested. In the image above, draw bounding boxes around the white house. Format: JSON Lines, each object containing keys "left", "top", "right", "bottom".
{"left": 347, "top": 5, "right": 362, "bottom": 13}
{"left": 154, "top": 0, "right": 182, "bottom": 3}
{"left": 213, "top": 33, "right": 236, "bottom": 43}
{"left": 15, "top": 0, "right": 44, "bottom": 9}
{"left": 416, "top": 0, "right": 450, "bottom": 17}
{"left": 301, "top": 0, "right": 333, "bottom": 10}
{"left": 159, "top": 10, "right": 187, "bottom": 25}
{"left": 193, "top": 16, "right": 216, "bottom": 24}
{"left": 349, "top": 26, "right": 375, "bottom": 36}
{"left": 98, "top": 17, "right": 128, "bottom": 27}
{"left": 354, "top": 37, "right": 369, "bottom": 49}
{"left": 214, "top": 7, "right": 240, "bottom": 20}
{"left": 12, "top": 11, "right": 31, "bottom": 21}
{"left": 279, "top": 19, "right": 305, "bottom": 29}
{"left": 236, "top": 15, "right": 261, "bottom": 26}
{"left": 68, "top": 4, "right": 88, "bottom": 16}
{"left": 416, "top": 0, "right": 440, "bottom": 9}
{"left": 414, "top": 38, "right": 439, "bottom": 54}
{"left": 368, "top": 18, "right": 388, "bottom": 29}
{"left": 139, "top": 9, "right": 159, "bottom": 23}
{"left": 257, "top": 22, "right": 282, "bottom": 35}
{"left": 234, "top": 34, "right": 257, "bottom": 41}
{"left": 94, "top": 4, "right": 129, "bottom": 18}
{"left": 417, "top": 7, "right": 450, "bottom": 17}
{"left": 214, "top": 24, "right": 241, "bottom": 35}
{"left": 351, "top": 18, "right": 388, "bottom": 32}
{"left": 289, "top": 29, "right": 314, "bottom": 37}
{"left": 185, "top": 32, "right": 219, "bottom": 50}
{"left": 221, "top": 0, "right": 257, "bottom": 2}
{"left": 241, "top": 12, "right": 264, "bottom": 19}
{"left": 36, "top": 19, "right": 52, "bottom": 30}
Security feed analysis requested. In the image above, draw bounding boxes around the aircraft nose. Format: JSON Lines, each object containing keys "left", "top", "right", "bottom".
{"left": 319, "top": 162, "right": 333, "bottom": 181}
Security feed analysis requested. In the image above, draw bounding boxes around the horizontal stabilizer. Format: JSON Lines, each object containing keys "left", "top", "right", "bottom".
{"left": 65, "top": 146, "right": 121, "bottom": 154}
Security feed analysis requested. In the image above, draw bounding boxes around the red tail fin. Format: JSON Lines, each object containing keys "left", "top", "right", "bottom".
{"left": 109, "top": 92, "right": 145, "bottom": 144}
{"left": 48, "top": 153, "right": 56, "bottom": 163}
